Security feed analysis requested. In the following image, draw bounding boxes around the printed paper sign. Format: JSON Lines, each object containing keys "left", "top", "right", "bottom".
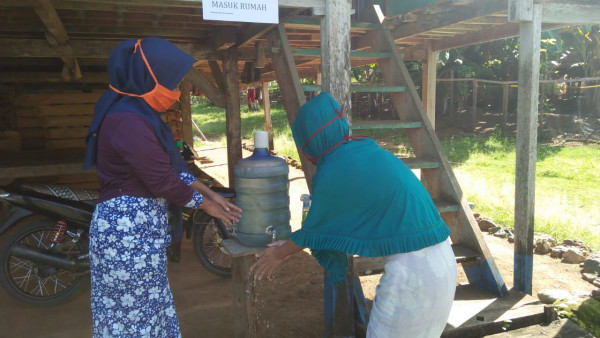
{"left": 203, "top": 0, "right": 279, "bottom": 24}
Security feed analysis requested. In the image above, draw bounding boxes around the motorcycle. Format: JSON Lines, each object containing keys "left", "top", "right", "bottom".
{"left": 0, "top": 178, "right": 237, "bottom": 306}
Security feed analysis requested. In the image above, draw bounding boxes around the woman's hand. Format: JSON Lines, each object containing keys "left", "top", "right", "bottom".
{"left": 208, "top": 192, "right": 242, "bottom": 215}
{"left": 198, "top": 198, "right": 241, "bottom": 225}
{"left": 191, "top": 180, "right": 242, "bottom": 225}
{"left": 250, "top": 240, "right": 304, "bottom": 280}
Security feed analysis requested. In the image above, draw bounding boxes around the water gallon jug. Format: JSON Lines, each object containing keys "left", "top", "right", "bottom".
{"left": 234, "top": 131, "right": 291, "bottom": 247}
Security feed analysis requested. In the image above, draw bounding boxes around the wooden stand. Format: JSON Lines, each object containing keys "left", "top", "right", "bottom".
{"left": 223, "top": 239, "right": 263, "bottom": 338}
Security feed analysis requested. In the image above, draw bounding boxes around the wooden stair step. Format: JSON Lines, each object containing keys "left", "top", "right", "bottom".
{"left": 351, "top": 120, "right": 422, "bottom": 130}
{"left": 434, "top": 198, "right": 460, "bottom": 213}
{"left": 353, "top": 245, "right": 482, "bottom": 276}
{"left": 301, "top": 84, "right": 406, "bottom": 93}
{"left": 400, "top": 157, "right": 439, "bottom": 169}
{"left": 434, "top": 198, "right": 475, "bottom": 213}
{"left": 452, "top": 244, "right": 482, "bottom": 264}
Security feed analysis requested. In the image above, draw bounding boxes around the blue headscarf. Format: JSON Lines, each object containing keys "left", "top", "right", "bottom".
{"left": 291, "top": 92, "right": 451, "bottom": 283}
{"left": 84, "top": 37, "right": 194, "bottom": 171}
{"left": 84, "top": 37, "right": 195, "bottom": 242}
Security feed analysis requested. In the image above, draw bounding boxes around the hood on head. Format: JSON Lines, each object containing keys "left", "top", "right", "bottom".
{"left": 292, "top": 92, "right": 349, "bottom": 163}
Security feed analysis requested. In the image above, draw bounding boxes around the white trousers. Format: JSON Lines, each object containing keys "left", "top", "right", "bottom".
{"left": 367, "top": 238, "right": 457, "bottom": 338}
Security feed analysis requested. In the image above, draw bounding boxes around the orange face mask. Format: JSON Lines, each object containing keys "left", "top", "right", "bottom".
{"left": 109, "top": 39, "right": 181, "bottom": 112}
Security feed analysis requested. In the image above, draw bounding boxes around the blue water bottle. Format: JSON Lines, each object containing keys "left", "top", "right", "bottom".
{"left": 234, "top": 131, "right": 291, "bottom": 247}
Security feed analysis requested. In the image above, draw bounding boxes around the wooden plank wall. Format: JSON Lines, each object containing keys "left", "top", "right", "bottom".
{"left": 14, "top": 90, "right": 102, "bottom": 150}
{"left": 9, "top": 90, "right": 187, "bottom": 189}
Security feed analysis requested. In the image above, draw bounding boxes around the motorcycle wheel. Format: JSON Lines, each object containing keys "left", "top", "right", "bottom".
{"left": 0, "top": 217, "right": 89, "bottom": 306}
{"left": 192, "top": 217, "right": 233, "bottom": 277}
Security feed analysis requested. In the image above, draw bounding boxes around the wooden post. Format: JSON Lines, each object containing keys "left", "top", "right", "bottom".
{"left": 270, "top": 25, "right": 315, "bottom": 189}
{"left": 449, "top": 70, "right": 455, "bottom": 116}
{"left": 222, "top": 49, "right": 242, "bottom": 188}
{"left": 232, "top": 254, "right": 257, "bottom": 338}
{"left": 502, "top": 83, "right": 509, "bottom": 134}
{"left": 514, "top": 3, "right": 542, "bottom": 295}
{"left": 320, "top": 0, "right": 352, "bottom": 122}
{"left": 472, "top": 79, "right": 478, "bottom": 131}
{"left": 179, "top": 80, "right": 194, "bottom": 147}
{"left": 316, "top": 68, "right": 322, "bottom": 95}
{"left": 224, "top": 240, "right": 263, "bottom": 338}
{"left": 262, "top": 81, "right": 274, "bottom": 151}
{"left": 320, "top": 1, "right": 360, "bottom": 337}
{"left": 421, "top": 42, "right": 438, "bottom": 129}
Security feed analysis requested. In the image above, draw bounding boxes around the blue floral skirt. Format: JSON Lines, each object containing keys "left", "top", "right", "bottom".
{"left": 89, "top": 196, "right": 180, "bottom": 338}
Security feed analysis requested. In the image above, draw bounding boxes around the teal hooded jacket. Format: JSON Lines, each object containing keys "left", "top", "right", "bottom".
{"left": 290, "top": 92, "right": 451, "bottom": 283}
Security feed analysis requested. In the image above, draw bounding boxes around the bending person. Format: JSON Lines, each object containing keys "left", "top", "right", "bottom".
{"left": 251, "top": 92, "right": 456, "bottom": 338}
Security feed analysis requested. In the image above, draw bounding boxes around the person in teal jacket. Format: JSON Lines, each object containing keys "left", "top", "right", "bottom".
{"left": 251, "top": 92, "right": 457, "bottom": 337}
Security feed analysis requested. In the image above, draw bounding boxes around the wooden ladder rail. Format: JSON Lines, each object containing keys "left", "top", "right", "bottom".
{"left": 373, "top": 25, "right": 508, "bottom": 296}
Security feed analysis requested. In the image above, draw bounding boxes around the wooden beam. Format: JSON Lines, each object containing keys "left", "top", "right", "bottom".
{"left": 508, "top": 0, "right": 533, "bottom": 22}
{"left": 0, "top": 72, "right": 108, "bottom": 83}
{"left": 208, "top": 61, "right": 225, "bottom": 91}
{"left": 210, "top": 26, "right": 236, "bottom": 51}
{"left": 388, "top": 0, "right": 506, "bottom": 41}
{"left": 269, "top": 25, "right": 315, "bottom": 188}
{"left": 5, "top": 0, "right": 325, "bottom": 9}
{"left": 0, "top": 38, "right": 218, "bottom": 60}
{"left": 222, "top": 49, "right": 242, "bottom": 188}
{"left": 513, "top": 4, "right": 542, "bottom": 295}
{"left": 431, "top": 22, "right": 563, "bottom": 52}
{"left": 422, "top": 42, "right": 438, "bottom": 129}
{"left": 180, "top": 80, "right": 194, "bottom": 147}
{"left": 262, "top": 82, "right": 274, "bottom": 151}
{"left": 184, "top": 68, "right": 226, "bottom": 108}
{"left": 541, "top": 3, "right": 600, "bottom": 24}
{"left": 32, "top": 0, "right": 82, "bottom": 81}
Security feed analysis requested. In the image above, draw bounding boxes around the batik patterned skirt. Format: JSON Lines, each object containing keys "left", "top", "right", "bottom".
{"left": 89, "top": 194, "right": 197, "bottom": 338}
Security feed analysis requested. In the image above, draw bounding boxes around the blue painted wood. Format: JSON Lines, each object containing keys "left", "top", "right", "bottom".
{"left": 324, "top": 273, "right": 355, "bottom": 337}
{"left": 353, "top": 275, "right": 370, "bottom": 337}
{"left": 462, "top": 258, "right": 509, "bottom": 297}
{"left": 514, "top": 253, "right": 533, "bottom": 295}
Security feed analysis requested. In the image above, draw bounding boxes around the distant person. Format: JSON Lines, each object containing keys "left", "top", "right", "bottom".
{"left": 84, "top": 37, "right": 241, "bottom": 337}
{"left": 251, "top": 92, "right": 456, "bottom": 337}
{"left": 247, "top": 87, "right": 257, "bottom": 111}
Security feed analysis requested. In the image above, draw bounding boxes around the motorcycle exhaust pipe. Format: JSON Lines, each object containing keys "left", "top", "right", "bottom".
{"left": 10, "top": 244, "right": 89, "bottom": 271}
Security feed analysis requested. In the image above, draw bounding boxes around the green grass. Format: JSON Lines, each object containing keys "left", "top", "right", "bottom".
{"left": 441, "top": 132, "right": 600, "bottom": 250}
{"left": 191, "top": 99, "right": 301, "bottom": 161}
{"left": 191, "top": 101, "right": 600, "bottom": 250}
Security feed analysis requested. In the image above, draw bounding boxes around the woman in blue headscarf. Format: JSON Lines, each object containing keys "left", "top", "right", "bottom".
{"left": 85, "top": 37, "right": 241, "bottom": 337}
{"left": 251, "top": 92, "right": 457, "bottom": 337}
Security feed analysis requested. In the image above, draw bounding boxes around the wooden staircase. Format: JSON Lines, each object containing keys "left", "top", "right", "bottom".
{"left": 271, "top": 21, "right": 508, "bottom": 336}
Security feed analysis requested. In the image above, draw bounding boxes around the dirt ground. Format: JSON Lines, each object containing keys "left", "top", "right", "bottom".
{"left": 0, "top": 137, "right": 597, "bottom": 337}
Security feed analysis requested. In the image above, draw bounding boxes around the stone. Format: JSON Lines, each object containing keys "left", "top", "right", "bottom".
{"left": 571, "top": 290, "right": 592, "bottom": 298}
{"left": 594, "top": 279, "right": 600, "bottom": 288}
{"left": 494, "top": 229, "right": 508, "bottom": 238}
{"left": 560, "top": 239, "right": 592, "bottom": 254}
{"left": 551, "top": 245, "right": 568, "bottom": 259}
{"left": 488, "top": 226, "right": 502, "bottom": 234}
{"left": 507, "top": 235, "right": 514, "bottom": 243}
{"left": 583, "top": 257, "right": 600, "bottom": 275}
{"left": 537, "top": 289, "right": 572, "bottom": 304}
{"left": 562, "top": 248, "right": 586, "bottom": 264}
{"left": 477, "top": 218, "right": 497, "bottom": 231}
{"left": 582, "top": 273, "right": 599, "bottom": 283}
{"left": 592, "top": 289, "right": 600, "bottom": 301}
{"left": 535, "top": 234, "right": 557, "bottom": 255}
